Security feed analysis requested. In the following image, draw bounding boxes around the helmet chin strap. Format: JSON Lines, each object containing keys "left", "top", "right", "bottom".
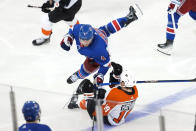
{"left": 118, "top": 86, "right": 135, "bottom": 95}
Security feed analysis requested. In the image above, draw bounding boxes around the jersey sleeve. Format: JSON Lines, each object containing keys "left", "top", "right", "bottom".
{"left": 98, "top": 17, "right": 127, "bottom": 37}
{"left": 94, "top": 56, "right": 111, "bottom": 76}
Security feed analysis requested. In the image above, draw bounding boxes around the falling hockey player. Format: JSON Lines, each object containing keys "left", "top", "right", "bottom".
{"left": 60, "top": 5, "right": 142, "bottom": 86}
{"left": 67, "top": 62, "right": 138, "bottom": 126}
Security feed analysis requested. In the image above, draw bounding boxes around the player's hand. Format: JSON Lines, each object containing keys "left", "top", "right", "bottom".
{"left": 41, "top": 0, "right": 54, "bottom": 13}
{"left": 93, "top": 73, "right": 104, "bottom": 86}
{"left": 60, "top": 33, "right": 73, "bottom": 51}
{"left": 168, "top": 0, "right": 180, "bottom": 14}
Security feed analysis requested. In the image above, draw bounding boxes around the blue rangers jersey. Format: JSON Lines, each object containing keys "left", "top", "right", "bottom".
{"left": 62, "top": 17, "right": 128, "bottom": 75}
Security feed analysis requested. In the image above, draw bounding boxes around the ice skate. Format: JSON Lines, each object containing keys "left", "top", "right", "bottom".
{"left": 157, "top": 40, "right": 173, "bottom": 55}
{"left": 67, "top": 72, "right": 79, "bottom": 84}
{"left": 32, "top": 37, "right": 50, "bottom": 46}
{"left": 126, "top": 6, "right": 138, "bottom": 22}
{"left": 67, "top": 94, "right": 79, "bottom": 109}
{"left": 124, "top": 4, "right": 143, "bottom": 26}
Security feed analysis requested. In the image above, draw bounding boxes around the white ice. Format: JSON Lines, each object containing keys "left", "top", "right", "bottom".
{"left": 0, "top": 0, "right": 196, "bottom": 131}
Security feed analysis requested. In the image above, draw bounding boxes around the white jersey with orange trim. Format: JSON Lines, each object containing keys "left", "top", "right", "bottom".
{"left": 102, "top": 86, "right": 138, "bottom": 125}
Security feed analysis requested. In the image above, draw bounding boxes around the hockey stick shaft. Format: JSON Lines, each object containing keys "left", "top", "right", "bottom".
{"left": 136, "top": 78, "right": 196, "bottom": 83}
{"left": 27, "top": 5, "right": 41, "bottom": 8}
{"left": 99, "top": 78, "right": 196, "bottom": 86}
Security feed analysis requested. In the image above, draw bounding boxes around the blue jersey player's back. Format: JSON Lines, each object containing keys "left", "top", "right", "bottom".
{"left": 19, "top": 101, "right": 52, "bottom": 131}
{"left": 19, "top": 123, "right": 51, "bottom": 131}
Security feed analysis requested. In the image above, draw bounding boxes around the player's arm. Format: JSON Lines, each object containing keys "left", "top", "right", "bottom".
{"left": 93, "top": 57, "right": 111, "bottom": 86}
{"left": 60, "top": 28, "right": 74, "bottom": 51}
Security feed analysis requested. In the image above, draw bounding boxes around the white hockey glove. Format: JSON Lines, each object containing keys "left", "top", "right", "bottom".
{"left": 60, "top": 33, "right": 73, "bottom": 51}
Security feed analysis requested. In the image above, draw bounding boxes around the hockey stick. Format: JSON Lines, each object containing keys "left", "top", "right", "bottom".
{"left": 170, "top": 5, "right": 178, "bottom": 34}
{"left": 27, "top": 5, "right": 41, "bottom": 8}
{"left": 99, "top": 78, "right": 196, "bottom": 86}
{"left": 136, "top": 78, "right": 196, "bottom": 83}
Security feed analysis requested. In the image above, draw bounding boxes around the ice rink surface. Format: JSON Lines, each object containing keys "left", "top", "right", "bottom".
{"left": 0, "top": 0, "right": 196, "bottom": 130}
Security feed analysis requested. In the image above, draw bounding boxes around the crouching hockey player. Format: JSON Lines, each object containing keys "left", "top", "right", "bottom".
{"left": 61, "top": 5, "right": 141, "bottom": 86}
{"left": 19, "top": 101, "right": 52, "bottom": 131}
{"left": 67, "top": 62, "right": 138, "bottom": 126}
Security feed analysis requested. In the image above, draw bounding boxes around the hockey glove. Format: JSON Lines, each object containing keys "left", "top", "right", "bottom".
{"left": 78, "top": 79, "right": 94, "bottom": 94}
{"left": 60, "top": 33, "right": 73, "bottom": 51}
{"left": 93, "top": 73, "right": 104, "bottom": 86}
{"left": 111, "top": 62, "right": 122, "bottom": 76}
{"left": 42, "top": 0, "right": 54, "bottom": 13}
{"left": 109, "top": 72, "right": 121, "bottom": 88}
{"left": 168, "top": 0, "right": 180, "bottom": 14}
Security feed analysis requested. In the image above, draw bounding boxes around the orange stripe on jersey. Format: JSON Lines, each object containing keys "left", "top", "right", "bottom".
{"left": 113, "top": 111, "right": 126, "bottom": 123}
{"left": 42, "top": 28, "right": 52, "bottom": 36}
{"left": 167, "top": 27, "right": 174, "bottom": 33}
{"left": 112, "top": 20, "right": 120, "bottom": 31}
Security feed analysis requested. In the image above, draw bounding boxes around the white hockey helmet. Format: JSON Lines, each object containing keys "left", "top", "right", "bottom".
{"left": 120, "top": 70, "right": 135, "bottom": 88}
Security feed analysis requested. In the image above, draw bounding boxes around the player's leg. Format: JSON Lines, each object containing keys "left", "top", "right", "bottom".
{"left": 67, "top": 58, "right": 100, "bottom": 84}
{"left": 32, "top": 0, "right": 81, "bottom": 46}
{"left": 157, "top": 1, "right": 193, "bottom": 55}
{"left": 157, "top": 6, "right": 181, "bottom": 55}
{"left": 32, "top": 7, "right": 64, "bottom": 45}
{"left": 63, "top": 0, "right": 82, "bottom": 27}
{"left": 68, "top": 79, "right": 94, "bottom": 109}
{"left": 189, "top": 10, "right": 196, "bottom": 20}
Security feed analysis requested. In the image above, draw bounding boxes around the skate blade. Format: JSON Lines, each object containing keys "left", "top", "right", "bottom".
{"left": 132, "top": 3, "right": 143, "bottom": 18}
{"left": 157, "top": 49, "right": 171, "bottom": 56}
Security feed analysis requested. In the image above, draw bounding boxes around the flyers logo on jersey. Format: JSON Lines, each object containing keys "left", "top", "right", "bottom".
{"left": 101, "top": 56, "right": 106, "bottom": 61}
